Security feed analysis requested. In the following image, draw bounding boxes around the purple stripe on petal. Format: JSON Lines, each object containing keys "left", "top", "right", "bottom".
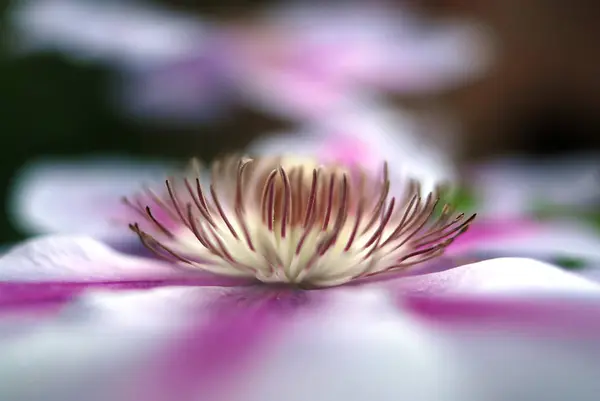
{"left": 0, "top": 276, "right": 256, "bottom": 314}
{"left": 137, "top": 287, "right": 312, "bottom": 401}
{"left": 447, "top": 219, "right": 538, "bottom": 254}
{"left": 403, "top": 294, "right": 600, "bottom": 339}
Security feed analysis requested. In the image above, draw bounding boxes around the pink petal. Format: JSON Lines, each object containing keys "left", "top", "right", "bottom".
{"left": 241, "top": 80, "right": 350, "bottom": 122}
{"left": 389, "top": 258, "right": 600, "bottom": 295}
{"left": 0, "top": 277, "right": 251, "bottom": 316}
{"left": 405, "top": 293, "right": 600, "bottom": 338}
{"left": 118, "top": 55, "right": 231, "bottom": 125}
{"left": 117, "top": 28, "right": 237, "bottom": 127}
{"left": 6, "top": 281, "right": 600, "bottom": 400}
{"left": 0, "top": 235, "right": 199, "bottom": 282}
{"left": 8, "top": 156, "right": 174, "bottom": 241}
{"left": 0, "top": 284, "right": 466, "bottom": 401}
{"left": 143, "top": 286, "right": 600, "bottom": 400}
{"left": 136, "top": 287, "right": 311, "bottom": 401}
{"left": 232, "top": 1, "right": 492, "bottom": 121}
{"left": 447, "top": 218, "right": 539, "bottom": 255}
{"left": 230, "top": 50, "right": 356, "bottom": 122}
{"left": 249, "top": 104, "right": 455, "bottom": 190}
{"left": 233, "top": 288, "right": 470, "bottom": 401}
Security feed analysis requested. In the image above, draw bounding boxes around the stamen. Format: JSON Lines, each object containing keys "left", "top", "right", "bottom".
{"left": 125, "top": 155, "right": 476, "bottom": 288}
{"left": 363, "top": 197, "right": 396, "bottom": 250}
{"left": 279, "top": 167, "right": 292, "bottom": 238}
{"left": 129, "top": 223, "right": 193, "bottom": 264}
{"left": 210, "top": 184, "right": 240, "bottom": 240}
{"left": 234, "top": 159, "right": 256, "bottom": 251}
{"left": 344, "top": 172, "right": 365, "bottom": 251}
{"left": 302, "top": 169, "right": 319, "bottom": 229}
{"left": 321, "top": 174, "right": 335, "bottom": 230}
{"left": 183, "top": 178, "right": 215, "bottom": 227}
{"left": 187, "top": 204, "right": 216, "bottom": 252}
{"left": 165, "top": 179, "right": 192, "bottom": 229}
{"left": 361, "top": 163, "right": 390, "bottom": 234}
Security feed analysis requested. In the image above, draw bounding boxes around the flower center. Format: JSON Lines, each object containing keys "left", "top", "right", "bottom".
{"left": 125, "top": 155, "right": 475, "bottom": 288}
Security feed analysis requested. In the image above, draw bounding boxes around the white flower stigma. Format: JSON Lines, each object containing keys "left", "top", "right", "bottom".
{"left": 124, "top": 155, "right": 476, "bottom": 288}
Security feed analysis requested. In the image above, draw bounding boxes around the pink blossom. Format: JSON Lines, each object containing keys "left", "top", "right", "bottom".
{"left": 9, "top": 0, "right": 493, "bottom": 125}
{"left": 8, "top": 113, "right": 600, "bottom": 271}
{"left": 225, "top": 2, "right": 493, "bottom": 122}
{"left": 1, "top": 236, "right": 600, "bottom": 400}
{"left": 3, "top": 154, "right": 600, "bottom": 400}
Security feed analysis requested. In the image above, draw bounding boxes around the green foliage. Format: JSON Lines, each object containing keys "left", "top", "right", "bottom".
{"left": 553, "top": 256, "right": 588, "bottom": 271}
{"left": 441, "top": 186, "right": 478, "bottom": 213}
{"left": 532, "top": 198, "right": 600, "bottom": 233}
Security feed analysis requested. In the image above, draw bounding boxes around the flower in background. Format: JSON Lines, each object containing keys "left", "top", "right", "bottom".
{"left": 8, "top": 103, "right": 600, "bottom": 273}
{"left": 8, "top": 0, "right": 494, "bottom": 126}
{"left": 248, "top": 101, "right": 457, "bottom": 185}
{"left": 3, "top": 155, "right": 600, "bottom": 400}
{"left": 470, "top": 152, "right": 600, "bottom": 219}
{"left": 7, "top": 155, "right": 176, "bottom": 250}
{"left": 225, "top": 1, "right": 493, "bottom": 122}
{"left": 8, "top": 0, "right": 233, "bottom": 126}
{"left": 463, "top": 152, "right": 600, "bottom": 276}
{"left": 7, "top": 102, "right": 453, "bottom": 246}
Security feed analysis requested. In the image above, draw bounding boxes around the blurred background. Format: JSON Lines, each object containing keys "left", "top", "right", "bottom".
{"left": 1, "top": 0, "right": 599, "bottom": 244}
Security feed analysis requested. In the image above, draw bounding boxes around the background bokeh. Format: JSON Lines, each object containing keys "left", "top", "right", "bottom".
{"left": 1, "top": 0, "right": 599, "bottom": 244}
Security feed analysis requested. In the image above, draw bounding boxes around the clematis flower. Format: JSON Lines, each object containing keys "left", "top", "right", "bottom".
{"left": 9, "top": 0, "right": 493, "bottom": 126}
{"left": 3, "top": 155, "right": 600, "bottom": 400}
{"left": 9, "top": 106, "right": 600, "bottom": 274}
{"left": 225, "top": 2, "right": 494, "bottom": 122}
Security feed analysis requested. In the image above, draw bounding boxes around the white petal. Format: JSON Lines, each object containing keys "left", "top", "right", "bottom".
{"left": 0, "top": 235, "right": 184, "bottom": 281}
{"left": 457, "top": 336, "right": 600, "bottom": 401}
{"left": 262, "top": 1, "right": 493, "bottom": 92}
{"left": 237, "top": 287, "right": 470, "bottom": 401}
{"left": 466, "top": 221, "right": 600, "bottom": 262}
{"left": 8, "top": 156, "right": 175, "bottom": 241}
{"left": 374, "top": 20, "right": 494, "bottom": 93}
{"left": 0, "top": 284, "right": 468, "bottom": 401}
{"left": 9, "top": 0, "right": 211, "bottom": 67}
{"left": 472, "top": 153, "right": 600, "bottom": 218}
{"left": 0, "top": 285, "right": 224, "bottom": 401}
{"left": 5, "top": 284, "right": 600, "bottom": 401}
{"left": 233, "top": 2, "right": 492, "bottom": 121}
{"left": 117, "top": 60, "right": 231, "bottom": 126}
{"left": 400, "top": 257, "right": 600, "bottom": 295}
{"left": 404, "top": 293, "right": 600, "bottom": 401}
